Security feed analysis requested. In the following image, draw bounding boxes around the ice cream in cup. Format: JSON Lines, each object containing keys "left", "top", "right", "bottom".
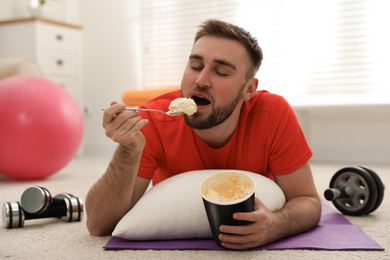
{"left": 200, "top": 171, "right": 256, "bottom": 248}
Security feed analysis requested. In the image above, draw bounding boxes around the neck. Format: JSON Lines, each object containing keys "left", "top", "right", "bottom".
{"left": 194, "top": 106, "right": 241, "bottom": 149}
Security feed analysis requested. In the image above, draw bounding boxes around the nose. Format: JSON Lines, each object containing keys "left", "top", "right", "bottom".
{"left": 195, "top": 68, "right": 211, "bottom": 88}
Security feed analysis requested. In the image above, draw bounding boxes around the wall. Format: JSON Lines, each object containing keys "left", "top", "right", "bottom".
{"left": 80, "top": 0, "right": 142, "bottom": 156}
{"left": 295, "top": 105, "right": 390, "bottom": 165}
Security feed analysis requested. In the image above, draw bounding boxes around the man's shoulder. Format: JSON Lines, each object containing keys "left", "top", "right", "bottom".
{"left": 250, "top": 90, "right": 290, "bottom": 111}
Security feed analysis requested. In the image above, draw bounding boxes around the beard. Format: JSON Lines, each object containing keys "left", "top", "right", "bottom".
{"left": 184, "top": 83, "right": 247, "bottom": 130}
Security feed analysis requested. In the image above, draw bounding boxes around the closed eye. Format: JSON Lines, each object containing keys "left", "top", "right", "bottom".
{"left": 191, "top": 66, "right": 203, "bottom": 71}
{"left": 216, "top": 71, "right": 228, "bottom": 76}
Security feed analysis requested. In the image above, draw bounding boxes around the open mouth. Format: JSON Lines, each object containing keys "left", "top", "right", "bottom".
{"left": 191, "top": 95, "right": 211, "bottom": 106}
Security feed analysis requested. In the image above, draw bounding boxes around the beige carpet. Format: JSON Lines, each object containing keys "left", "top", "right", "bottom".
{"left": 0, "top": 156, "right": 388, "bottom": 260}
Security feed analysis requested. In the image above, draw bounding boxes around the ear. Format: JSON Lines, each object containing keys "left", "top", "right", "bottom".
{"left": 242, "top": 78, "right": 258, "bottom": 101}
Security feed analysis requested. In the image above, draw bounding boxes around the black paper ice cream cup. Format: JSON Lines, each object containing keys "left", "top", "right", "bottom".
{"left": 200, "top": 171, "right": 255, "bottom": 249}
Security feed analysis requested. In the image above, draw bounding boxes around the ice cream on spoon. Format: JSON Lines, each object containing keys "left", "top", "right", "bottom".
{"left": 167, "top": 97, "right": 197, "bottom": 116}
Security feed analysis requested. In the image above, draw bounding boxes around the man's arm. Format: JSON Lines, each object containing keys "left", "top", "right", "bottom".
{"left": 85, "top": 146, "right": 150, "bottom": 236}
{"left": 85, "top": 102, "right": 150, "bottom": 236}
{"left": 218, "top": 162, "right": 321, "bottom": 249}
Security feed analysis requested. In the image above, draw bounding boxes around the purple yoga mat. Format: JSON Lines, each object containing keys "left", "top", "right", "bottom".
{"left": 104, "top": 202, "right": 384, "bottom": 251}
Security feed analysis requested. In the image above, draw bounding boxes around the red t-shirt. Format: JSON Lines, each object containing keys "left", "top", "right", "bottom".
{"left": 138, "top": 90, "right": 312, "bottom": 185}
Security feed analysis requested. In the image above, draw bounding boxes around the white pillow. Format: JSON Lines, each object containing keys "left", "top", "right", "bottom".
{"left": 112, "top": 170, "right": 286, "bottom": 240}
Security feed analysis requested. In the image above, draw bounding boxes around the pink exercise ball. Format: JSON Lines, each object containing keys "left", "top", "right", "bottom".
{"left": 0, "top": 76, "right": 83, "bottom": 180}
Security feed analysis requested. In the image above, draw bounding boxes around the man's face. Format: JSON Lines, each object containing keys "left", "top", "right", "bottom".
{"left": 181, "top": 36, "right": 251, "bottom": 129}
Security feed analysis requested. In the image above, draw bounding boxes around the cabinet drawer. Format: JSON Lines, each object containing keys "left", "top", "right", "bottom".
{"left": 40, "top": 23, "right": 78, "bottom": 51}
{"left": 47, "top": 76, "right": 81, "bottom": 109}
{"left": 41, "top": 50, "right": 78, "bottom": 76}
{"left": 48, "top": 77, "right": 79, "bottom": 97}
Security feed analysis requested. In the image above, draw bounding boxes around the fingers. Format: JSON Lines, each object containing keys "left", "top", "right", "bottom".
{"left": 218, "top": 197, "right": 269, "bottom": 249}
{"left": 102, "top": 102, "right": 149, "bottom": 146}
{"left": 103, "top": 102, "right": 126, "bottom": 126}
{"left": 110, "top": 114, "right": 144, "bottom": 142}
{"left": 254, "top": 197, "right": 264, "bottom": 211}
{"left": 219, "top": 234, "right": 258, "bottom": 250}
{"left": 231, "top": 197, "right": 264, "bottom": 222}
{"left": 220, "top": 221, "right": 256, "bottom": 236}
{"left": 219, "top": 223, "right": 262, "bottom": 249}
{"left": 219, "top": 223, "right": 260, "bottom": 249}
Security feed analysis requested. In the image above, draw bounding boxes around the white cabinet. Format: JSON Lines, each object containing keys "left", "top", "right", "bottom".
{"left": 0, "top": 17, "right": 83, "bottom": 110}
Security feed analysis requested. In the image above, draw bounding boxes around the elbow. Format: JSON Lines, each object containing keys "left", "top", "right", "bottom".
{"left": 85, "top": 190, "right": 114, "bottom": 236}
{"left": 87, "top": 218, "right": 112, "bottom": 237}
{"left": 312, "top": 195, "right": 322, "bottom": 226}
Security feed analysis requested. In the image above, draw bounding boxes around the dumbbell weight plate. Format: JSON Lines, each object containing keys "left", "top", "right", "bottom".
{"left": 54, "top": 193, "right": 84, "bottom": 222}
{"left": 329, "top": 166, "right": 378, "bottom": 216}
{"left": 2, "top": 202, "right": 25, "bottom": 229}
{"left": 20, "top": 186, "right": 52, "bottom": 214}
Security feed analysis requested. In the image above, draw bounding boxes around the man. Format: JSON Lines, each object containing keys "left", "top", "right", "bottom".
{"left": 86, "top": 19, "right": 321, "bottom": 250}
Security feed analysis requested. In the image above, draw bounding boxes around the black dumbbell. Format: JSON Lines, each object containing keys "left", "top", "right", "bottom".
{"left": 324, "top": 166, "right": 385, "bottom": 216}
{"left": 20, "top": 186, "right": 83, "bottom": 223}
{"left": 2, "top": 186, "right": 83, "bottom": 229}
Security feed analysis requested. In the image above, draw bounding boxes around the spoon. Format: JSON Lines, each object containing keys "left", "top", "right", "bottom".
{"left": 102, "top": 108, "right": 184, "bottom": 116}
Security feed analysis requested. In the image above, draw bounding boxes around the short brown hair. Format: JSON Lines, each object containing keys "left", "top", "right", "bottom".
{"left": 195, "top": 19, "right": 263, "bottom": 79}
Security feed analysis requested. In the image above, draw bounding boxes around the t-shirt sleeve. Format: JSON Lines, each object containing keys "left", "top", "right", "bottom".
{"left": 135, "top": 90, "right": 181, "bottom": 180}
{"left": 137, "top": 112, "right": 160, "bottom": 180}
{"left": 138, "top": 90, "right": 180, "bottom": 179}
{"left": 268, "top": 96, "right": 312, "bottom": 175}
